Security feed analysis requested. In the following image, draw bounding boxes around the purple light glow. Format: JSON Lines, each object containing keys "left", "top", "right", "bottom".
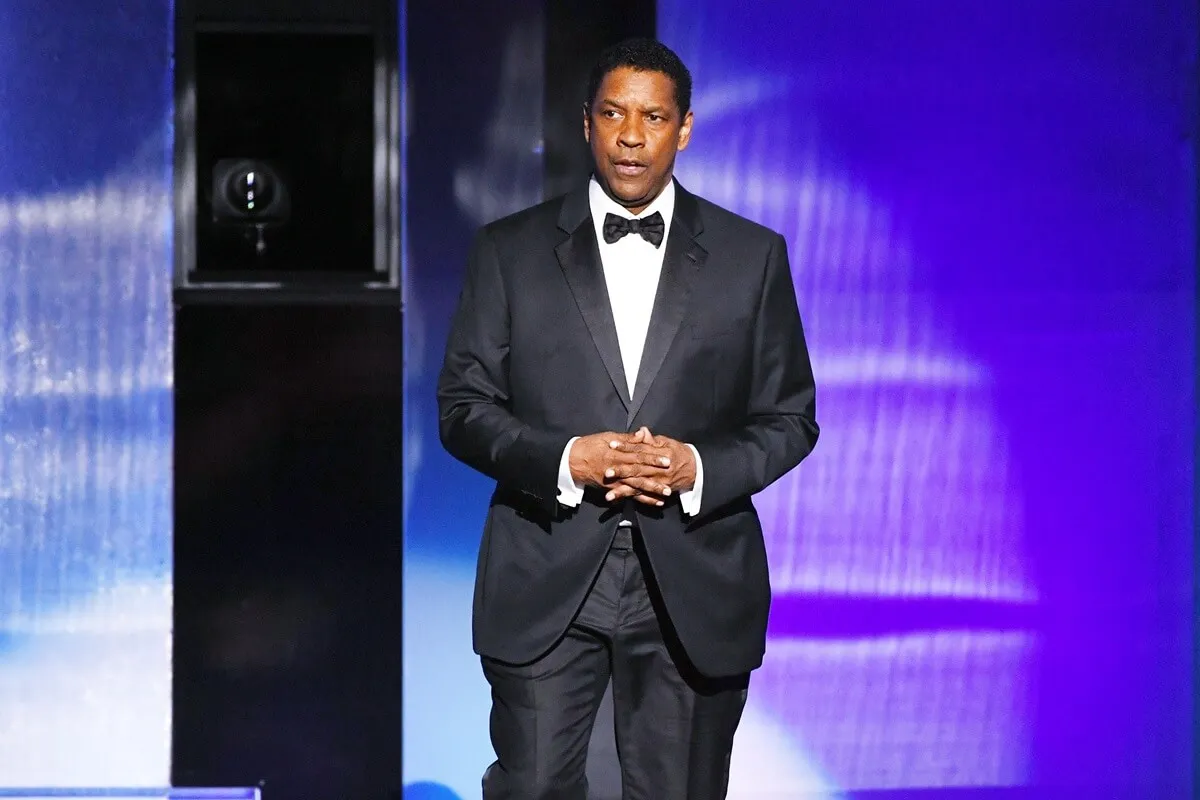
{"left": 662, "top": 0, "right": 1195, "bottom": 794}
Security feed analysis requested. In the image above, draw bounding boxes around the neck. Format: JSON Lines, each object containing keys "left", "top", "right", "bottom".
{"left": 595, "top": 174, "right": 673, "bottom": 216}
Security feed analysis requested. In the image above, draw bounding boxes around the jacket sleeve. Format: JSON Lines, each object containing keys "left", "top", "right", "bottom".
{"left": 691, "top": 233, "right": 819, "bottom": 515}
{"left": 436, "top": 227, "right": 572, "bottom": 515}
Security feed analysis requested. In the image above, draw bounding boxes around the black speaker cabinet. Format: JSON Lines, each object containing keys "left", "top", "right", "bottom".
{"left": 174, "top": 0, "right": 399, "bottom": 298}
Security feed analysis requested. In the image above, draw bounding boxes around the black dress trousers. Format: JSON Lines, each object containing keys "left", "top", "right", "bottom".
{"left": 480, "top": 526, "right": 750, "bottom": 800}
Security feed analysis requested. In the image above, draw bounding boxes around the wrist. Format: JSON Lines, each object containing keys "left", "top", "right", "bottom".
{"left": 680, "top": 446, "right": 698, "bottom": 491}
{"left": 567, "top": 438, "right": 585, "bottom": 484}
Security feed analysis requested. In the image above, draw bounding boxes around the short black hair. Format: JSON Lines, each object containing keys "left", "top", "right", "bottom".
{"left": 585, "top": 37, "right": 692, "bottom": 116}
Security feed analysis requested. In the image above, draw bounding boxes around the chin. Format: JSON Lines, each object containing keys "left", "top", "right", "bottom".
{"left": 607, "top": 178, "right": 655, "bottom": 205}
{"left": 615, "top": 191, "right": 650, "bottom": 207}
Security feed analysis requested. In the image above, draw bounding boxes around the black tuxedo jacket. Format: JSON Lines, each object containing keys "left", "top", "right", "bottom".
{"left": 437, "top": 180, "right": 818, "bottom": 677}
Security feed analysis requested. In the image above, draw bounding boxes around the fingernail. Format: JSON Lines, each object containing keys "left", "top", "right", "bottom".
{"left": 605, "top": 468, "right": 615, "bottom": 478}
{"left": 663, "top": 488, "right": 672, "bottom": 496}
{"left": 656, "top": 501, "right": 664, "bottom": 507}
{"left": 660, "top": 457, "right": 671, "bottom": 466}
{"left": 609, "top": 440, "right": 620, "bottom": 448}
{"left": 606, "top": 492, "right": 615, "bottom": 501}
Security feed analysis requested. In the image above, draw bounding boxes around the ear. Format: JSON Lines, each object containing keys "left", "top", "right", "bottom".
{"left": 583, "top": 104, "right": 592, "bottom": 144}
{"left": 677, "top": 110, "right": 694, "bottom": 152}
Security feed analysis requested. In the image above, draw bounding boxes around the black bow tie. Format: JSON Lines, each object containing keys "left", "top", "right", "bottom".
{"left": 602, "top": 211, "right": 665, "bottom": 248}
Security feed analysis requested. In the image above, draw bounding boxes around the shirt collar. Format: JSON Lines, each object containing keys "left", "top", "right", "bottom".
{"left": 589, "top": 176, "right": 676, "bottom": 238}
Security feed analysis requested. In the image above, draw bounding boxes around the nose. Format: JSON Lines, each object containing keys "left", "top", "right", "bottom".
{"left": 617, "top": 116, "right": 645, "bottom": 149}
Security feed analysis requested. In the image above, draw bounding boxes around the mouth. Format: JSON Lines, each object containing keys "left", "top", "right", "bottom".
{"left": 612, "top": 159, "right": 648, "bottom": 178}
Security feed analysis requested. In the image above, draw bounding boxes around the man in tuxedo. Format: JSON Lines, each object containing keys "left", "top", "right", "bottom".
{"left": 437, "top": 37, "right": 818, "bottom": 799}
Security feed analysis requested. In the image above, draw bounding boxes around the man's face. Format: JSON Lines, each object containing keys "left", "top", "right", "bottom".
{"left": 585, "top": 66, "right": 693, "bottom": 215}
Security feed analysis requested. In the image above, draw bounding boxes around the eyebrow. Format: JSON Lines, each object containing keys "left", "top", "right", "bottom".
{"left": 598, "top": 99, "right": 671, "bottom": 115}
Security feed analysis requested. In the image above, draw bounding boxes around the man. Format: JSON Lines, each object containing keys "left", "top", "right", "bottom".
{"left": 438, "top": 37, "right": 818, "bottom": 799}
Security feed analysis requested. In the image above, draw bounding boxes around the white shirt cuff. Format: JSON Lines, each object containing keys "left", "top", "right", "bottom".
{"left": 678, "top": 444, "right": 704, "bottom": 516}
{"left": 556, "top": 436, "right": 585, "bottom": 507}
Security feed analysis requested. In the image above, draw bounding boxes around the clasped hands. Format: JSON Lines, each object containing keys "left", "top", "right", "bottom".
{"left": 568, "top": 426, "right": 696, "bottom": 507}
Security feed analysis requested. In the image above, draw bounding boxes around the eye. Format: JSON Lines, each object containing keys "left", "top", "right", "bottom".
{"left": 603, "top": 109, "right": 621, "bottom": 119}
{"left": 647, "top": 114, "right": 663, "bottom": 122}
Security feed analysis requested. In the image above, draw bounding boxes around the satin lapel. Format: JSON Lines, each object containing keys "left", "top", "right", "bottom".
{"left": 626, "top": 200, "right": 707, "bottom": 426}
{"left": 554, "top": 220, "right": 631, "bottom": 408}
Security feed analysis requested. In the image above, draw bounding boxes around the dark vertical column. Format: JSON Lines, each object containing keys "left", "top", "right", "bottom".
{"left": 171, "top": 1, "right": 403, "bottom": 799}
{"left": 542, "top": 0, "right": 656, "bottom": 199}
{"left": 172, "top": 305, "right": 404, "bottom": 800}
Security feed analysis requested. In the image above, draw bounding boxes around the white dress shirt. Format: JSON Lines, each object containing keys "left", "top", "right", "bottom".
{"left": 555, "top": 177, "right": 705, "bottom": 517}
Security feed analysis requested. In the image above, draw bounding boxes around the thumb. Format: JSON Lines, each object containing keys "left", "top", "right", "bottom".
{"left": 640, "top": 426, "right": 665, "bottom": 446}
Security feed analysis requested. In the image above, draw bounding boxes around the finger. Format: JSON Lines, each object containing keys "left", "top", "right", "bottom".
{"left": 604, "top": 483, "right": 639, "bottom": 502}
{"left": 625, "top": 428, "right": 671, "bottom": 450}
{"left": 638, "top": 450, "right": 672, "bottom": 467}
{"left": 603, "top": 464, "right": 650, "bottom": 482}
{"left": 609, "top": 441, "right": 671, "bottom": 461}
{"left": 618, "top": 475, "right": 672, "bottom": 498}
{"left": 643, "top": 427, "right": 673, "bottom": 447}
{"left": 639, "top": 426, "right": 670, "bottom": 449}
{"left": 609, "top": 433, "right": 650, "bottom": 450}
{"left": 604, "top": 483, "right": 667, "bottom": 507}
{"left": 608, "top": 450, "right": 672, "bottom": 469}
{"left": 610, "top": 427, "right": 654, "bottom": 448}
{"left": 604, "top": 460, "right": 673, "bottom": 481}
{"left": 604, "top": 474, "right": 672, "bottom": 494}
